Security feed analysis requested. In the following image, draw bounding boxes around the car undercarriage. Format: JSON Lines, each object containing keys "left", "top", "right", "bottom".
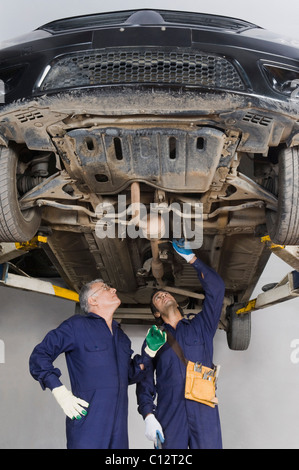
{"left": 1, "top": 9, "right": 299, "bottom": 349}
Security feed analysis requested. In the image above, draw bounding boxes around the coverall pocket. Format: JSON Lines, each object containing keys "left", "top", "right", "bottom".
{"left": 184, "top": 337, "right": 205, "bottom": 363}
{"left": 84, "top": 342, "right": 108, "bottom": 367}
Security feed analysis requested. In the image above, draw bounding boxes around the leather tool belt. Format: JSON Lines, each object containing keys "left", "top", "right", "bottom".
{"left": 166, "top": 330, "right": 220, "bottom": 408}
{"left": 185, "top": 361, "right": 219, "bottom": 408}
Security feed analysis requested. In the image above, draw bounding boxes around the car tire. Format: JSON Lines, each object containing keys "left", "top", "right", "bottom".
{"left": 0, "top": 145, "right": 41, "bottom": 242}
{"left": 226, "top": 304, "right": 251, "bottom": 351}
{"left": 266, "top": 146, "right": 299, "bottom": 245}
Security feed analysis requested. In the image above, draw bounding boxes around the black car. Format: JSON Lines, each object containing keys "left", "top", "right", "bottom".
{"left": 0, "top": 9, "right": 299, "bottom": 349}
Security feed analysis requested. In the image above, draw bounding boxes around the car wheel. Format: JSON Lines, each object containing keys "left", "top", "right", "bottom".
{"left": 266, "top": 146, "right": 299, "bottom": 245}
{"left": 0, "top": 145, "right": 41, "bottom": 242}
{"left": 226, "top": 304, "right": 251, "bottom": 351}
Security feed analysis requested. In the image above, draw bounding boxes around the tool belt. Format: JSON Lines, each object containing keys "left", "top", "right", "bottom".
{"left": 166, "top": 330, "right": 220, "bottom": 408}
{"left": 185, "top": 361, "right": 219, "bottom": 408}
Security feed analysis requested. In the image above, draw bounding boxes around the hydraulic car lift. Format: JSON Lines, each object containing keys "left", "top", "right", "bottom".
{"left": 0, "top": 236, "right": 79, "bottom": 303}
{"left": 235, "top": 236, "right": 299, "bottom": 314}
{"left": 0, "top": 235, "right": 299, "bottom": 321}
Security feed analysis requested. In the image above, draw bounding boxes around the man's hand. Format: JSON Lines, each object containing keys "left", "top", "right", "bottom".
{"left": 172, "top": 238, "right": 195, "bottom": 263}
{"left": 144, "top": 414, "right": 165, "bottom": 448}
{"left": 52, "top": 385, "right": 89, "bottom": 420}
{"left": 145, "top": 325, "right": 167, "bottom": 357}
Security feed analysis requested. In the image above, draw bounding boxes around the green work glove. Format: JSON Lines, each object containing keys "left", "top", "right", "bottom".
{"left": 145, "top": 325, "right": 167, "bottom": 357}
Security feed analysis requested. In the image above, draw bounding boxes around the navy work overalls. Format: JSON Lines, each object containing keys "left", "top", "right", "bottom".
{"left": 30, "top": 313, "right": 144, "bottom": 448}
{"left": 137, "top": 258, "right": 225, "bottom": 449}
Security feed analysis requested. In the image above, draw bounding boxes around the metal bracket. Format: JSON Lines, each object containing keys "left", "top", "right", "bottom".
{"left": 261, "top": 235, "right": 299, "bottom": 271}
{"left": 0, "top": 235, "right": 48, "bottom": 264}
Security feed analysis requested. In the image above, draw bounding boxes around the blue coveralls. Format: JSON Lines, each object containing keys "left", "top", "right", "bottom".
{"left": 136, "top": 258, "right": 225, "bottom": 449}
{"left": 29, "top": 313, "right": 146, "bottom": 449}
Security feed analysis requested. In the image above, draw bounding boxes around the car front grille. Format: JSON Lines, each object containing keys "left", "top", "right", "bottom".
{"left": 40, "top": 10, "right": 257, "bottom": 34}
{"left": 37, "top": 48, "right": 246, "bottom": 92}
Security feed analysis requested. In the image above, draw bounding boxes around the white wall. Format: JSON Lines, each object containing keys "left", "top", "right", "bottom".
{"left": 0, "top": 0, "right": 299, "bottom": 449}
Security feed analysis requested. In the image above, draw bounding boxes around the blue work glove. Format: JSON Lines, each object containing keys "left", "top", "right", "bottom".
{"left": 172, "top": 238, "right": 195, "bottom": 263}
{"left": 155, "top": 430, "right": 164, "bottom": 449}
{"left": 145, "top": 414, "right": 165, "bottom": 448}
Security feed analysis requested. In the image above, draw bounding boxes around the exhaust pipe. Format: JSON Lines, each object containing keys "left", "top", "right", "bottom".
{"left": 130, "top": 182, "right": 165, "bottom": 286}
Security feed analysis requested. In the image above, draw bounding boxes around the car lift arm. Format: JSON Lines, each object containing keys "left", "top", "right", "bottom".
{"left": 0, "top": 236, "right": 79, "bottom": 303}
{"left": 236, "top": 270, "right": 299, "bottom": 314}
{"left": 236, "top": 236, "right": 299, "bottom": 314}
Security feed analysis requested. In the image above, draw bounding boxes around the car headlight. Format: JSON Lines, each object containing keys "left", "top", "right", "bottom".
{"left": 262, "top": 63, "right": 299, "bottom": 98}
{"left": 0, "top": 64, "right": 27, "bottom": 102}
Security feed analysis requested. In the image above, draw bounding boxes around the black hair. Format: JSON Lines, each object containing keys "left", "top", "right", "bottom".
{"left": 150, "top": 288, "right": 184, "bottom": 325}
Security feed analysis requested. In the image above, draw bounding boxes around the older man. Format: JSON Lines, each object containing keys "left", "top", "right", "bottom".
{"left": 29, "top": 279, "right": 146, "bottom": 449}
{"left": 137, "top": 240, "right": 225, "bottom": 449}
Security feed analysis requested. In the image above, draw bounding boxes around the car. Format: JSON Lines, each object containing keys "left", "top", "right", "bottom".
{"left": 0, "top": 8, "right": 299, "bottom": 350}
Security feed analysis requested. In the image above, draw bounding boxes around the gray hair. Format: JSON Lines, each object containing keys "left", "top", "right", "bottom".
{"left": 79, "top": 278, "right": 104, "bottom": 315}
